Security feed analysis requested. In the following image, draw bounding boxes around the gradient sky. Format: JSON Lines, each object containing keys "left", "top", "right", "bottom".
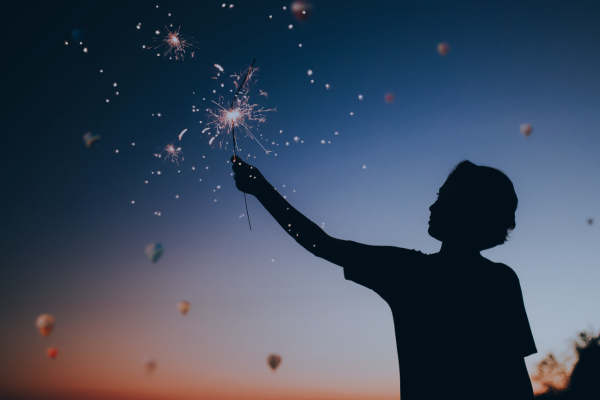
{"left": 2, "top": 0, "right": 600, "bottom": 399}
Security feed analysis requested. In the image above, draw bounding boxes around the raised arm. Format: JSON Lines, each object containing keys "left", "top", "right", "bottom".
{"left": 231, "top": 156, "right": 349, "bottom": 264}
{"left": 230, "top": 156, "right": 427, "bottom": 292}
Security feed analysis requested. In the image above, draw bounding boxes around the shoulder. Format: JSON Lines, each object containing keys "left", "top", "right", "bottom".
{"left": 481, "top": 260, "right": 522, "bottom": 291}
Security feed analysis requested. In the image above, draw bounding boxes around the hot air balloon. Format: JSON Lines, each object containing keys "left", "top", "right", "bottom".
{"left": 36, "top": 314, "right": 54, "bottom": 337}
{"left": 520, "top": 124, "right": 532, "bottom": 137}
{"left": 520, "top": 124, "right": 533, "bottom": 137}
{"left": 47, "top": 347, "right": 58, "bottom": 359}
{"left": 83, "top": 132, "right": 100, "bottom": 149}
{"left": 145, "top": 243, "right": 164, "bottom": 262}
{"left": 385, "top": 93, "right": 395, "bottom": 103}
{"left": 291, "top": 0, "right": 312, "bottom": 21}
{"left": 267, "top": 354, "right": 281, "bottom": 371}
{"left": 142, "top": 357, "right": 156, "bottom": 374}
{"left": 177, "top": 301, "right": 191, "bottom": 315}
{"left": 437, "top": 42, "right": 449, "bottom": 56}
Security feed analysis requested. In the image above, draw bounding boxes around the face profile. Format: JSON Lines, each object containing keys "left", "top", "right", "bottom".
{"left": 428, "top": 160, "right": 518, "bottom": 251}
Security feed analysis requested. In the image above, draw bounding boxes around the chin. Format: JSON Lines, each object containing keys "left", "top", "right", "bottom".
{"left": 428, "top": 226, "right": 443, "bottom": 242}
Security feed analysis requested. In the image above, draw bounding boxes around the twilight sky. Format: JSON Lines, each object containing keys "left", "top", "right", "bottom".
{"left": 1, "top": 0, "right": 600, "bottom": 399}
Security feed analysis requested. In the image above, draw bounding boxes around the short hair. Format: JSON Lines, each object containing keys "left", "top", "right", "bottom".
{"left": 447, "top": 160, "right": 518, "bottom": 250}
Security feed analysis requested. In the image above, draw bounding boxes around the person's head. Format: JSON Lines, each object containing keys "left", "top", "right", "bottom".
{"left": 428, "top": 160, "right": 518, "bottom": 251}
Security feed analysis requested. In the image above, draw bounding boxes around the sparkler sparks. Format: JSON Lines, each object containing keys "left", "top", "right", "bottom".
{"left": 156, "top": 143, "right": 183, "bottom": 164}
{"left": 204, "top": 64, "right": 274, "bottom": 154}
{"left": 151, "top": 26, "right": 195, "bottom": 60}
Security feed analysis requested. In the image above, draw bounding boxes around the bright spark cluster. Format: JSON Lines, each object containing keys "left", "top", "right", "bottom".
{"left": 152, "top": 26, "right": 195, "bottom": 60}
{"left": 204, "top": 67, "right": 274, "bottom": 154}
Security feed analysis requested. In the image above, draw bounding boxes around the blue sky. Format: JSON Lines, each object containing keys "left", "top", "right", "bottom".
{"left": 2, "top": 0, "right": 600, "bottom": 398}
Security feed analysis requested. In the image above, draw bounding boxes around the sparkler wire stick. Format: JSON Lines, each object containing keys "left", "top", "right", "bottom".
{"left": 231, "top": 59, "right": 256, "bottom": 230}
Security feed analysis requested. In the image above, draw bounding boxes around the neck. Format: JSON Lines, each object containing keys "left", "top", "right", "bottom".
{"left": 438, "top": 242, "right": 481, "bottom": 260}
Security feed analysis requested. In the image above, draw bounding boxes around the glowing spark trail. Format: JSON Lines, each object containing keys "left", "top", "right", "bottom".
{"left": 214, "top": 64, "right": 224, "bottom": 72}
{"left": 151, "top": 26, "right": 195, "bottom": 60}
{"left": 178, "top": 129, "right": 187, "bottom": 140}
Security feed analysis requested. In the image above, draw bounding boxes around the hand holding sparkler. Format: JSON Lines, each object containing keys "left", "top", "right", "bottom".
{"left": 231, "top": 156, "right": 271, "bottom": 197}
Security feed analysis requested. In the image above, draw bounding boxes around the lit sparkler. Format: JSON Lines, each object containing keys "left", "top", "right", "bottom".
{"left": 205, "top": 59, "right": 274, "bottom": 230}
{"left": 204, "top": 61, "right": 274, "bottom": 155}
{"left": 151, "top": 26, "right": 195, "bottom": 60}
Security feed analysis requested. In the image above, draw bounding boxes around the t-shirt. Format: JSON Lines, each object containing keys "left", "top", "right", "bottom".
{"left": 341, "top": 244, "right": 537, "bottom": 400}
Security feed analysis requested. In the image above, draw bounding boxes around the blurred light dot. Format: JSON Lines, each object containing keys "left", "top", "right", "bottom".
{"left": 358, "top": 94, "right": 363, "bottom": 100}
{"left": 307, "top": 69, "right": 313, "bottom": 76}
{"left": 64, "top": 41, "right": 68, "bottom": 45}
{"left": 144, "top": 180, "right": 148, "bottom": 184}
{"left": 131, "top": 201, "right": 135, "bottom": 204}
{"left": 325, "top": 84, "right": 330, "bottom": 90}
{"left": 363, "top": 165, "right": 367, "bottom": 169}
{"left": 113, "top": 83, "right": 117, "bottom": 87}
{"left": 175, "top": 195, "right": 179, "bottom": 199}
{"left": 350, "top": 112, "right": 354, "bottom": 115}
{"left": 299, "top": 43, "right": 302, "bottom": 47}
{"left": 115, "top": 149, "right": 119, "bottom": 153}
{"left": 157, "top": 171, "right": 162, "bottom": 175}
{"left": 222, "top": 3, "right": 226, "bottom": 7}
{"left": 293, "top": 136, "right": 300, "bottom": 142}
{"left": 321, "top": 140, "right": 325, "bottom": 144}
{"left": 106, "top": 99, "right": 109, "bottom": 103}
{"left": 131, "top": 143, "right": 135, "bottom": 146}
{"left": 283, "top": 6, "right": 286, "bottom": 9}
{"left": 310, "top": 79, "right": 314, "bottom": 83}
{"left": 269, "top": 15, "right": 272, "bottom": 18}
{"left": 335, "top": 131, "right": 339, "bottom": 135}
{"left": 83, "top": 48, "right": 88, "bottom": 53}
{"left": 229, "top": 4, "right": 234, "bottom": 8}
{"left": 100, "top": 69, "right": 103, "bottom": 73}
{"left": 136, "top": 26, "right": 140, "bottom": 29}
{"left": 155, "top": 30, "right": 160, "bottom": 34}
{"left": 288, "top": 24, "right": 293, "bottom": 29}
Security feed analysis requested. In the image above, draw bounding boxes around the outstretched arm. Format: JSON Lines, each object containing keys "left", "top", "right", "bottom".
{"left": 231, "top": 156, "right": 352, "bottom": 266}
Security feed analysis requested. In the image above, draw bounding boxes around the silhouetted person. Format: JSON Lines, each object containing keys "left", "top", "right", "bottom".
{"left": 232, "top": 157, "right": 536, "bottom": 400}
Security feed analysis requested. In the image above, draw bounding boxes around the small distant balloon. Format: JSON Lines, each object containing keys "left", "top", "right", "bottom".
{"left": 47, "top": 347, "right": 58, "bottom": 359}
{"left": 385, "top": 93, "right": 395, "bottom": 103}
{"left": 36, "top": 314, "right": 54, "bottom": 337}
{"left": 520, "top": 124, "right": 533, "bottom": 137}
{"left": 142, "top": 358, "right": 156, "bottom": 374}
{"left": 145, "top": 243, "right": 164, "bottom": 262}
{"left": 267, "top": 354, "right": 281, "bottom": 371}
{"left": 437, "top": 42, "right": 449, "bottom": 56}
{"left": 588, "top": 218, "right": 593, "bottom": 225}
{"left": 291, "top": 0, "right": 312, "bottom": 21}
{"left": 71, "top": 29, "right": 84, "bottom": 41}
{"left": 83, "top": 132, "right": 100, "bottom": 149}
{"left": 177, "top": 301, "right": 191, "bottom": 315}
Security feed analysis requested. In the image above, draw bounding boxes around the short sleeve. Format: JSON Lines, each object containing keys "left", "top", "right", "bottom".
{"left": 498, "top": 266, "right": 537, "bottom": 358}
{"left": 342, "top": 243, "right": 427, "bottom": 295}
